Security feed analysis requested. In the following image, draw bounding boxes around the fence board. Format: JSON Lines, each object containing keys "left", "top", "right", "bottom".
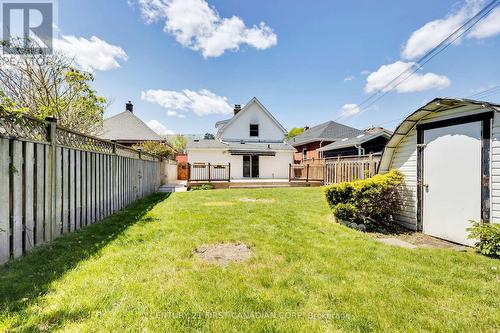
{"left": 0, "top": 139, "right": 10, "bottom": 264}
{"left": 69, "top": 150, "right": 75, "bottom": 232}
{"left": 62, "top": 148, "right": 69, "bottom": 234}
{"left": 35, "top": 144, "right": 45, "bottom": 245}
{"left": 75, "top": 150, "right": 81, "bottom": 230}
{"left": 81, "top": 151, "right": 86, "bottom": 227}
{"left": 24, "top": 142, "right": 35, "bottom": 251}
{"left": 12, "top": 141, "right": 23, "bottom": 258}
{"left": 54, "top": 147, "right": 62, "bottom": 237}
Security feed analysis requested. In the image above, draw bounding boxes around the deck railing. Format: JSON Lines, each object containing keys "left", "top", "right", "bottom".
{"left": 189, "top": 163, "right": 231, "bottom": 182}
{"left": 289, "top": 154, "right": 381, "bottom": 184}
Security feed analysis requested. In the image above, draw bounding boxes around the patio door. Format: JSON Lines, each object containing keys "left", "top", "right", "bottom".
{"left": 243, "top": 155, "right": 259, "bottom": 178}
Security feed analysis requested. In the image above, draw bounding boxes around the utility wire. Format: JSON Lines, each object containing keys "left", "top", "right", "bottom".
{"left": 468, "top": 85, "right": 500, "bottom": 99}
{"left": 351, "top": 0, "right": 499, "bottom": 126}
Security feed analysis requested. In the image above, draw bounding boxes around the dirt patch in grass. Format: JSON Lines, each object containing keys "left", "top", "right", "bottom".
{"left": 204, "top": 201, "right": 234, "bottom": 207}
{"left": 194, "top": 243, "right": 252, "bottom": 267}
{"left": 239, "top": 198, "right": 275, "bottom": 203}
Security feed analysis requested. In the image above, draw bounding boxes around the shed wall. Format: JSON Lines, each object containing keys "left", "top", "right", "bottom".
{"left": 388, "top": 105, "right": 499, "bottom": 229}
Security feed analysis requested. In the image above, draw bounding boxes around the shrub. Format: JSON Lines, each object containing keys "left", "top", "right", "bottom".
{"left": 467, "top": 221, "right": 500, "bottom": 258}
{"left": 323, "top": 170, "right": 404, "bottom": 228}
{"left": 191, "top": 184, "right": 215, "bottom": 191}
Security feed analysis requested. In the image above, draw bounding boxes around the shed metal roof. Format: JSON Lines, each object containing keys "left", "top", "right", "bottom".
{"left": 379, "top": 97, "right": 500, "bottom": 173}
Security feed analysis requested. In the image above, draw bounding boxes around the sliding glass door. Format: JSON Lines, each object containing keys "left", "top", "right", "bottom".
{"left": 243, "top": 156, "right": 259, "bottom": 178}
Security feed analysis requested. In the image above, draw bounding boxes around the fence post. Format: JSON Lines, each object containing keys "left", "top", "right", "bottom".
{"left": 45, "top": 117, "right": 57, "bottom": 240}
{"left": 208, "top": 163, "right": 211, "bottom": 182}
{"left": 288, "top": 163, "right": 291, "bottom": 182}
{"left": 306, "top": 164, "right": 310, "bottom": 183}
{"left": 228, "top": 163, "right": 231, "bottom": 182}
{"left": 369, "top": 153, "right": 374, "bottom": 177}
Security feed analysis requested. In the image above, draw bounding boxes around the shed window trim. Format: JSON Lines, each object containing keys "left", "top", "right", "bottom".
{"left": 250, "top": 124, "right": 259, "bottom": 137}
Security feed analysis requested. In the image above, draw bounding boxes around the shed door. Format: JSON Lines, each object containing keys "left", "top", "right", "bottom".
{"left": 422, "top": 122, "right": 481, "bottom": 246}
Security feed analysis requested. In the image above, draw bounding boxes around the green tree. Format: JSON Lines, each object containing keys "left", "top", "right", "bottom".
{"left": 204, "top": 133, "right": 215, "bottom": 140}
{"left": 0, "top": 39, "right": 107, "bottom": 135}
{"left": 169, "top": 134, "right": 188, "bottom": 152}
{"left": 286, "top": 127, "right": 305, "bottom": 140}
{"left": 132, "top": 141, "right": 175, "bottom": 159}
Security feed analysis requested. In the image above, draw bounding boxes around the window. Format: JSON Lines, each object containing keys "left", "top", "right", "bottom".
{"left": 302, "top": 148, "right": 307, "bottom": 160}
{"left": 250, "top": 124, "right": 259, "bottom": 137}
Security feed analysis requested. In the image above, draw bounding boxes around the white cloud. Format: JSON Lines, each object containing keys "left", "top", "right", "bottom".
{"left": 468, "top": 7, "right": 500, "bottom": 39}
{"left": 364, "top": 61, "right": 450, "bottom": 93}
{"left": 54, "top": 35, "right": 128, "bottom": 71}
{"left": 340, "top": 104, "right": 361, "bottom": 117}
{"left": 401, "top": 0, "right": 500, "bottom": 60}
{"left": 135, "top": 0, "right": 277, "bottom": 58}
{"left": 361, "top": 70, "right": 370, "bottom": 76}
{"left": 141, "top": 88, "right": 233, "bottom": 116}
{"left": 146, "top": 119, "right": 174, "bottom": 135}
{"left": 344, "top": 75, "right": 355, "bottom": 82}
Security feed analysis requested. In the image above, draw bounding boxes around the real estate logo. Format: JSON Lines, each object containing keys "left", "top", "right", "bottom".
{"left": 0, "top": 0, "right": 57, "bottom": 54}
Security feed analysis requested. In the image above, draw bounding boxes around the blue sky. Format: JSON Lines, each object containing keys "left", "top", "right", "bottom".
{"left": 56, "top": 0, "right": 500, "bottom": 135}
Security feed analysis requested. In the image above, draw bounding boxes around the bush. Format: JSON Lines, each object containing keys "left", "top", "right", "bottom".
{"left": 191, "top": 184, "right": 215, "bottom": 191}
{"left": 323, "top": 170, "right": 404, "bottom": 228}
{"left": 467, "top": 221, "right": 500, "bottom": 258}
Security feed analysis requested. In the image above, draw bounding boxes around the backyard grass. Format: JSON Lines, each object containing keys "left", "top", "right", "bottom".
{"left": 0, "top": 187, "right": 499, "bottom": 332}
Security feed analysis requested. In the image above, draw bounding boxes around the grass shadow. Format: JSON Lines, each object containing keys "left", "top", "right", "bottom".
{"left": 0, "top": 192, "right": 170, "bottom": 315}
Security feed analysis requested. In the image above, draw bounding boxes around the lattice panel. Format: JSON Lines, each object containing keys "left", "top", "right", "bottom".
{"left": 56, "top": 127, "right": 114, "bottom": 154}
{"left": 0, "top": 114, "right": 48, "bottom": 143}
{"left": 116, "top": 146, "right": 140, "bottom": 159}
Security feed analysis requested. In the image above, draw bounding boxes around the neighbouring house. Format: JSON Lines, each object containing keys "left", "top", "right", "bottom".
{"left": 101, "top": 101, "right": 162, "bottom": 146}
{"left": 186, "top": 97, "right": 295, "bottom": 179}
{"left": 289, "top": 121, "right": 365, "bottom": 161}
{"left": 379, "top": 98, "right": 500, "bottom": 246}
{"left": 318, "top": 126, "right": 392, "bottom": 158}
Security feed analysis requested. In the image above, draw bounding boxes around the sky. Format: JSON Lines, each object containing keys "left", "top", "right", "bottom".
{"left": 55, "top": 0, "right": 500, "bottom": 135}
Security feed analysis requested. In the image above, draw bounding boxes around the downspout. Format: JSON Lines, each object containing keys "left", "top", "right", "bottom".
{"left": 319, "top": 140, "right": 325, "bottom": 159}
{"left": 355, "top": 144, "right": 365, "bottom": 156}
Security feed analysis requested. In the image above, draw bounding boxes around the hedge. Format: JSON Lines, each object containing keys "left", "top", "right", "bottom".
{"left": 323, "top": 170, "right": 404, "bottom": 228}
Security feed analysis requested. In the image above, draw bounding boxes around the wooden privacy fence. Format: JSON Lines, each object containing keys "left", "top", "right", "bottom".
{"left": 0, "top": 113, "right": 161, "bottom": 264}
{"left": 289, "top": 154, "right": 381, "bottom": 184}
{"left": 189, "top": 163, "right": 231, "bottom": 182}
{"left": 288, "top": 164, "right": 324, "bottom": 182}
{"left": 324, "top": 154, "right": 381, "bottom": 184}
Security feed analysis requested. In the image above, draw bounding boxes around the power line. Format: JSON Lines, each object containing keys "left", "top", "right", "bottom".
{"left": 359, "top": 0, "right": 499, "bottom": 112}
{"left": 339, "top": 0, "right": 499, "bottom": 124}
{"left": 468, "top": 85, "right": 500, "bottom": 99}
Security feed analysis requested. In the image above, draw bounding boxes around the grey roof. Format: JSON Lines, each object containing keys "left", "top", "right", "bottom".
{"left": 290, "top": 121, "right": 364, "bottom": 146}
{"left": 215, "top": 119, "right": 231, "bottom": 129}
{"left": 318, "top": 131, "right": 391, "bottom": 152}
{"left": 379, "top": 97, "right": 500, "bottom": 173}
{"left": 101, "top": 111, "right": 161, "bottom": 141}
{"left": 187, "top": 139, "right": 296, "bottom": 152}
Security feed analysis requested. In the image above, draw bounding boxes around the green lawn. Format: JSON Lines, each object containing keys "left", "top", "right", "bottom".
{"left": 0, "top": 188, "right": 498, "bottom": 332}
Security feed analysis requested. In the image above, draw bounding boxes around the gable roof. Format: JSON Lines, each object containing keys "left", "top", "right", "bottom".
{"left": 318, "top": 130, "right": 391, "bottom": 152}
{"left": 290, "top": 121, "right": 364, "bottom": 146}
{"left": 379, "top": 97, "right": 500, "bottom": 173}
{"left": 186, "top": 139, "right": 295, "bottom": 152}
{"left": 101, "top": 111, "right": 161, "bottom": 141}
{"left": 217, "top": 97, "right": 287, "bottom": 137}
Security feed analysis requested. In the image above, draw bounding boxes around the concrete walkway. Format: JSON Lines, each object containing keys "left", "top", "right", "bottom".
{"left": 158, "top": 181, "right": 187, "bottom": 193}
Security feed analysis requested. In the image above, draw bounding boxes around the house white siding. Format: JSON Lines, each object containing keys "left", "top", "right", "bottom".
{"left": 388, "top": 105, "right": 500, "bottom": 229}
{"left": 220, "top": 102, "right": 285, "bottom": 142}
{"left": 188, "top": 149, "right": 293, "bottom": 179}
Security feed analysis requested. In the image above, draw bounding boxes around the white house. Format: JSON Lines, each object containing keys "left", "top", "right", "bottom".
{"left": 379, "top": 98, "right": 500, "bottom": 246}
{"left": 187, "top": 97, "right": 295, "bottom": 179}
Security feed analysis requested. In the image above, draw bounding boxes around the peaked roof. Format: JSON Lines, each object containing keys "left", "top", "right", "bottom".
{"left": 217, "top": 97, "right": 287, "bottom": 137}
{"left": 101, "top": 111, "right": 161, "bottom": 141}
{"left": 379, "top": 97, "right": 500, "bottom": 173}
{"left": 318, "top": 130, "right": 392, "bottom": 152}
{"left": 290, "top": 121, "right": 364, "bottom": 146}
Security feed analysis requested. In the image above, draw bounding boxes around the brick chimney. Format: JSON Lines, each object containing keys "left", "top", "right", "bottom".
{"left": 126, "top": 101, "right": 133, "bottom": 112}
{"left": 233, "top": 104, "right": 241, "bottom": 115}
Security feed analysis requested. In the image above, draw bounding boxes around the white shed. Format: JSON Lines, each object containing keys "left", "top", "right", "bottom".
{"left": 379, "top": 98, "right": 500, "bottom": 246}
